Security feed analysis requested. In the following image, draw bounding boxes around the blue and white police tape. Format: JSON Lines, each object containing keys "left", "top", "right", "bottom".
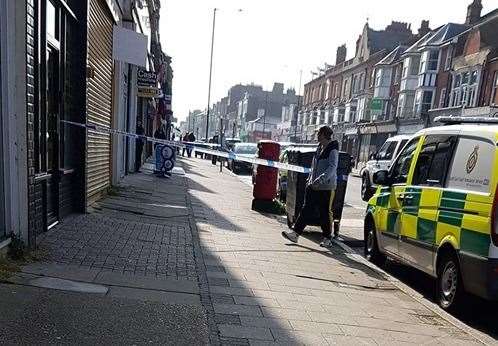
{"left": 61, "top": 120, "right": 312, "bottom": 174}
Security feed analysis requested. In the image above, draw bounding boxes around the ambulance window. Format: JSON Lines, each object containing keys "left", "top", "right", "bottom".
{"left": 412, "top": 136, "right": 456, "bottom": 186}
{"left": 447, "top": 137, "right": 496, "bottom": 194}
{"left": 391, "top": 137, "right": 420, "bottom": 185}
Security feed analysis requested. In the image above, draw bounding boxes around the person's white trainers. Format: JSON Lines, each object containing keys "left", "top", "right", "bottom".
{"left": 320, "top": 238, "right": 333, "bottom": 248}
{"left": 281, "top": 230, "right": 299, "bottom": 243}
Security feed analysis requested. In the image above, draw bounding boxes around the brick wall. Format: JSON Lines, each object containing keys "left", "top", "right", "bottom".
{"left": 26, "top": 0, "right": 43, "bottom": 246}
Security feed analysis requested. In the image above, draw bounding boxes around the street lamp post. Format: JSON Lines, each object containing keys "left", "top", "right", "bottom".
{"left": 205, "top": 8, "right": 217, "bottom": 141}
{"left": 205, "top": 8, "right": 243, "bottom": 141}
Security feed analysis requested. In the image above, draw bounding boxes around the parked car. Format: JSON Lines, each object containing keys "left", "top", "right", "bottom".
{"left": 228, "top": 143, "right": 257, "bottom": 174}
{"left": 360, "top": 135, "right": 410, "bottom": 201}
{"left": 225, "top": 138, "right": 241, "bottom": 151}
{"left": 364, "top": 117, "right": 498, "bottom": 311}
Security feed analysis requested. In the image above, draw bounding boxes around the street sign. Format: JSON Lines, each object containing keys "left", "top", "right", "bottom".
{"left": 370, "top": 98, "right": 383, "bottom": 112}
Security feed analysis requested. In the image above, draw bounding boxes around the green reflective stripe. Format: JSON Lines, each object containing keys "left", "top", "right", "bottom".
{"left": 440, "top": 191, "right": 467, "bottom": 210}
{"left": 438, "top": 210, "right": 463, "bottom": 227}
{"left": 377, "top": 193, "right": 390, "bottom": 208}
{"left": 404, "top": 187, "right": 422, "bottom": 214}
{"left": 417, "top": 218, "right": 437, "bottom": 243}
{"left": 387, "top": 212, "right": 399, "bottom": 233}
{"left": 461, "top": 228, "right": 490, "bottom": 257}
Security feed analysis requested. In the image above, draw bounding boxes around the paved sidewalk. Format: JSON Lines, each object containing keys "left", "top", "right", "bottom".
{"left": 0, "top": 164, "right": 210, "bottom": 345}
{"left": 184, "top": 157, "right": 485, "bottom": 345}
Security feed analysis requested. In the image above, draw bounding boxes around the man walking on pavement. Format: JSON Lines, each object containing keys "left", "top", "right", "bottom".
{"left": 282, "top": 125, "right": 339, "bottom": 247}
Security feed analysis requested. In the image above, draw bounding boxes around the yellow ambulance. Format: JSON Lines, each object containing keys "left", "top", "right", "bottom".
{"left": 365, "top": 117, "right": 498, "bottom": 310}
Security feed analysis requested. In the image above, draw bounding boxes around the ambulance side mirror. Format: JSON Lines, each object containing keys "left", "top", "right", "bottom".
{"left": 373, "top": 170, "right": 390, "bottom": 186}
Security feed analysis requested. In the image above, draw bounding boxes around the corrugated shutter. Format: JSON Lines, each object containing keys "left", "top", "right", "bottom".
{"left": 86, "top": 0, "right": 113, "bottom": 206}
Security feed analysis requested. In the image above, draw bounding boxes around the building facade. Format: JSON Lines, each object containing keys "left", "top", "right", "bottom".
{"left": 0, "top": 0, "right": 170, "bottom": 250}
{"left": 300, "top": 0, "right": 498, "bottom": 174}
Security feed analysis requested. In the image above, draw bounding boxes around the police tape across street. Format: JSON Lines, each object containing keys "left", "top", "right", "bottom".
{"left": 62, "top": 120, "right": 312, "bottom": 174}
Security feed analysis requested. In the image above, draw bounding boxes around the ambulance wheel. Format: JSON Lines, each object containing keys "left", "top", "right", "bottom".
{"left": 364, "top": 222, "right": 385, "bottom": 266}
{"left": 437, "top": 252, "right": 464, "bottom": 311}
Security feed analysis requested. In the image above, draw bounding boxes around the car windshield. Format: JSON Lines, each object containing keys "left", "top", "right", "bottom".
{"left": 234, "top": 144, "right": 257, "bottom": 155}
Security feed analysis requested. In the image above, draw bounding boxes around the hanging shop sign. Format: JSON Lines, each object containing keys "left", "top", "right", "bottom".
{"left": 137, "top": 69, "right": 157, "bottom": 87}
{"left": 138, "top": 86, "right": 162, "bottom": 98}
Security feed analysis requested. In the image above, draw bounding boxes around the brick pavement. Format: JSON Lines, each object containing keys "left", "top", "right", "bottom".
{"left": 37, "top": 170, "right": 197, "bottom": 281}
{"left": 183, "top": 157, "right": 485, "bottom": 345}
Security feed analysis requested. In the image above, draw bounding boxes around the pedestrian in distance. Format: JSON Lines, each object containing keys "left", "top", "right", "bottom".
{"left": 282, "top": 125, "right": 339, "bottom": 248}
{"left": 182, "top": 133, "right": 189, "bottom": 157}
{"left": 135, "top": 120, "right": 145, "bottom": 173}
{"left": 187, "top": 132, "right": 196, "bottom": 158}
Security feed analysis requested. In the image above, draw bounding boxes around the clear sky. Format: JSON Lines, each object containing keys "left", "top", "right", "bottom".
{"left": 160, "top": 0, "right": 497, "bottom": 123}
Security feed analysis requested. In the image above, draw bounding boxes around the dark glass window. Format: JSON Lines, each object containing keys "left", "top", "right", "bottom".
{"left": 391, "top": 138, "right": 420, "bottom": 185}
{"left": 412, "top": 136, "right": 456, "bottom": 186}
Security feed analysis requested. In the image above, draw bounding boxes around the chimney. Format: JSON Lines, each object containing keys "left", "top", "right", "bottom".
{"left": 272, "top": 82, "right": 284, "bottom": 94}
{"left": 336, "top": 44, "right": 347, "bottom": 65}
{"left": 466, "top": 0, "right": 483, "bottom": 25}
{"left": 418, "top": 20, "right": 430, "bottom": 37}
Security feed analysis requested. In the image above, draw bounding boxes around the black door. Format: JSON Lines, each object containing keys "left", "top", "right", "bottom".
{"left": 45, "top": 45, "right": 60, "bottom": 228}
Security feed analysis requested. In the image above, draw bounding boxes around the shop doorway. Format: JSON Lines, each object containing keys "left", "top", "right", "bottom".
{"left": 44, "top": 44, "right": 61, "bottom": 228}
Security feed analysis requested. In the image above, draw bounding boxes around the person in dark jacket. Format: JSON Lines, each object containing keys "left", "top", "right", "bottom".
{"left": 135, "top": 120, "right": 145, "bottom": 172}
{"left": 187, "top": 132, "right": 196, "bottom": 157}
{"left": 154, "top": 126, "right": 167, "bottom": 142}
{"left": 282, "top": 126, "right": 339, "bottom": 247}
{"left": 181, "top": 133, "right": 189, "bottom": 157}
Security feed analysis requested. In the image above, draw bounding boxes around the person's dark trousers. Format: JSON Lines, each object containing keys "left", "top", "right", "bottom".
{"left": 182, "top": 147, "right": 186, "bottom": 156}
{"left": 187, "top": 148, "right": 192, "bottom": 157}
{"left": 293, "top": 185, "right": 332, "bottom": 239}
{"left": 135, "top": 144, "right": 143, "bottom": 172}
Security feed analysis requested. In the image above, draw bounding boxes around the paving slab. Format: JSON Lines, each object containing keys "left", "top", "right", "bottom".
{"left": 93, "top": 270, "right": 199, "bottom": 294}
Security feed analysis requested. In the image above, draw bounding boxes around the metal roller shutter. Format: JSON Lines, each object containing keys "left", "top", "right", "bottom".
{"left": 86, "top": 0, "right": 113, "bottom": 206}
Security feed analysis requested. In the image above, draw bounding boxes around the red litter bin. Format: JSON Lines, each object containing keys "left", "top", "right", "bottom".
{"left": 252, "top": 141, "right": 280, "bottom": 211}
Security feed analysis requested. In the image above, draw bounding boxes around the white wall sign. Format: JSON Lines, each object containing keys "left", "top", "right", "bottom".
{"left": 113, "top": 26, "right": 148, "bottom": 67}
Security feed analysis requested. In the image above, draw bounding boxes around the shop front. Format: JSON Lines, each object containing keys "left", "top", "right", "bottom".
{"left": 342, "top": 126, "right": 359, "bottom": 165}
{"left": 26, "top": 0, "right": 87, "bottom": 239}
